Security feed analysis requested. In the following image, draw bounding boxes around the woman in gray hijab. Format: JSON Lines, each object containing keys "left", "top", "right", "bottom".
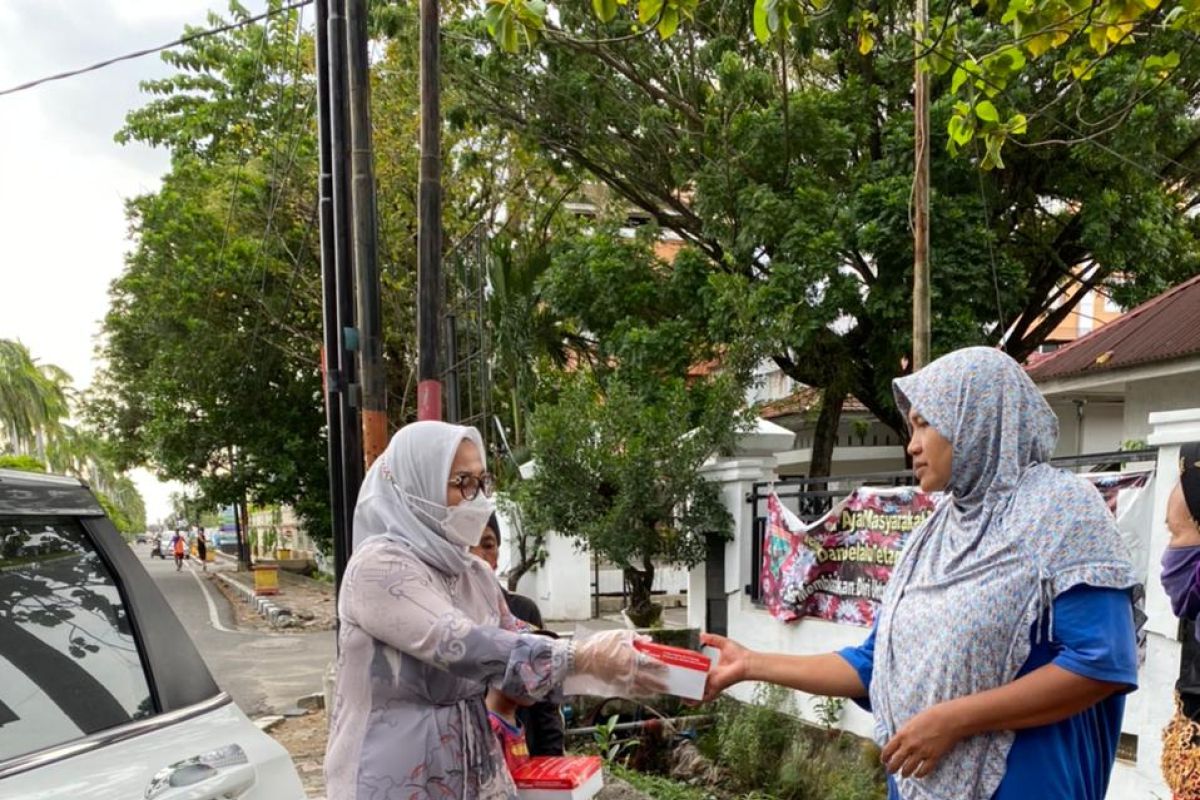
{"left": 702, "top": 347, "right": 1139, "bottom": 800}
{"left": 325, "top": 421, "right": 655, "bottom": 800}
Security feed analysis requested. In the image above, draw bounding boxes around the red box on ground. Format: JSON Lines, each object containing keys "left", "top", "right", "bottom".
{"left": 633, "top": 641, "right": 712, "bottom": 700}
{"left": 512, "top": 755, "right": 604, "bottom": 800}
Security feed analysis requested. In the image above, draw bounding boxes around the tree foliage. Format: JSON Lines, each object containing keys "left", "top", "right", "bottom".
{"left": 0, "top": 340, "right": 144, "bottom": 532}
{"left": 516, "top": 229, "right": 750, "bottom": 624}
{"left": 91, "top": 2, "right": 573, "bottom": 551}
{"left": 482, "top": 0, "right": 1199, "bottom": 165}
{"left": 453, "top": 0, "right": 1200, "bottom": 461}
{"left": 90, "top": 2, "right": 331, "bottom": 543}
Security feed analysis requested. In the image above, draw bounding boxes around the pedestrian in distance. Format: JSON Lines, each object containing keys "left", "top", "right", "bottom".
{"left": 702, "top": 346, "right": 1140, "bottom": 800}
{"left": 324, "top": 421, "right": 665, "bottom": 800}
{"left": 196, "top": 526, "right": 208, "bottom": 572}
{"left": 470, "top": 513, "right": 566, "bottom": 757}
{"left": 1158, "top": 441, "right": 1200, "bottom": 798}
{"left": 171, "top": 529, "right": 187, "bottom": 571}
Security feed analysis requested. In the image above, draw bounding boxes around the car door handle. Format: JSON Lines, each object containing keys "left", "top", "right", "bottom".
{"left": 145, "top": 743, "right": 256, "bottom": 800}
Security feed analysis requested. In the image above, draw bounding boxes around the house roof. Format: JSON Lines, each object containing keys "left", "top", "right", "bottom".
{"left": 760, "top": 387, "right": 868, "bottom": 419}
{"left": 1026, "top": 274, "right": 1200, "bottom": 383}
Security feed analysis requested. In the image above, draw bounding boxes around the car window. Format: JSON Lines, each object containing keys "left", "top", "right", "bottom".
{"left": 0, "top": 517, "right": 154, "bottom": 762}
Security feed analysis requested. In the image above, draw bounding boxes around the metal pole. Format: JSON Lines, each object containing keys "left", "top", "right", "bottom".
{"left": 328, "top": 0, "right": 363, "bottom": 570}
{"left": 346, "top": 0, "right": 387, "bottom": 469}
{"left": 912, "top": 0, "right": 932, "bottom": 370}
{"left": 316, "top": 0, "right": 351, "bottom": 595}
{"left": 416, "top": 0, "right": 443, "bottom": 420}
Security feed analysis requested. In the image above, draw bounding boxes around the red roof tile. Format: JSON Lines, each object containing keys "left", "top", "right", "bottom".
{"left": 1026, "top": 274, "right": 1200, "bottom": 383}
{"left": 760, "top": 387, "right": 869, "bottom": 419}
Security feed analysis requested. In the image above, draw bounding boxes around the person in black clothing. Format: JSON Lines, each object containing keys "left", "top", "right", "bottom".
{"left": 1159, "top": 441, "right": 1200, "bottom": 797}
{"left": 470, "top": 514, "right": 566, "bottom": 757}
{"left": 196, "top": 526, "right": 208, "bottom": 572}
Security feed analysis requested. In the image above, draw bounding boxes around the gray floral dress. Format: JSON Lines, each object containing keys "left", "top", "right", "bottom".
{"left": 325, "top": 537, "right": 568, "bottom": 800}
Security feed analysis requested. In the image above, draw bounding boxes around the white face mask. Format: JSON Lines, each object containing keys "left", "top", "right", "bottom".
{"left": 399, "top": 486, "right": 496, "bottom": 548}
{"left": 439, "top": 494, "right": 496, "bottom": 548}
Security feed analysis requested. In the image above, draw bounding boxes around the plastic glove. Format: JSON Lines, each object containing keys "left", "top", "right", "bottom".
{"left": 566, "top": 630, "right": 668, "bottom": 697}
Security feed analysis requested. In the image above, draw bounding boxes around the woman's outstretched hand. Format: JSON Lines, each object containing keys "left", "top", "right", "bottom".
{"left": 700, "top": 632, "right": 751, "bottom": 702}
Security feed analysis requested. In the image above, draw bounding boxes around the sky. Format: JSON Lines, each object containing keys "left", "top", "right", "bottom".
{"left": 0, "top": 1, "right": 251, "bottom": 523}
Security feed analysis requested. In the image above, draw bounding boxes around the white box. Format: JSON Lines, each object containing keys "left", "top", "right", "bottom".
{"left": 635, "top": 641, "right": 712, "bottom": 700}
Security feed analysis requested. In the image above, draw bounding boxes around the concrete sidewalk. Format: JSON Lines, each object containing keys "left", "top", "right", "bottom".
{"left": 211, "top": 551, "right": 336, "bottom": 631}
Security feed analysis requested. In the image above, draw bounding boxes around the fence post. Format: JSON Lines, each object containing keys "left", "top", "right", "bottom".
{"left": 691, "top": 419, "right": 792, "bottom": 631}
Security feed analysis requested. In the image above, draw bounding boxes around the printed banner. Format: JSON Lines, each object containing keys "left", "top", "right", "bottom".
{"left": 1086, "top": 471, "right": 1151, "bottom": 515}
{"left": 760, "top": 487, "right": 938, "bottom": 627}
{"left": 760, "top": 470, "right": 1155, "bottom": 627}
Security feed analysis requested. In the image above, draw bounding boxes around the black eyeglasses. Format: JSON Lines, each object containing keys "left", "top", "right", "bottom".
{"left": 448, "top": 472, "right": 496, "bottom": 501}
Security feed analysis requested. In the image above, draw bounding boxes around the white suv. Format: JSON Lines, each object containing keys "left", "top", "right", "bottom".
{"left": 0, "top": 469, "right": 305, "bottom": 799}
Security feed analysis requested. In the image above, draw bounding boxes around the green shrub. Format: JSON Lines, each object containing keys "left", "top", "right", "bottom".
{"left": 716, "top": 688, "right": 886, "bottom": 800}
{"left": 717, "top": 685, "right": 800, "bottom": 790}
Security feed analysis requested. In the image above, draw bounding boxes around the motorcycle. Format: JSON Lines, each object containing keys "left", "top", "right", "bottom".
{"left": 150, "top": 537, "right": 166, "bottom": 559}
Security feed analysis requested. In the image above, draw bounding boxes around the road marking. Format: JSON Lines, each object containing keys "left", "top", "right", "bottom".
{"left": 186, "top": 561, "right": 246, "bottom": 635}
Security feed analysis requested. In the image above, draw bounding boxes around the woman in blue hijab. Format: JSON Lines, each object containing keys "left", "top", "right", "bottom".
{"left": 703, "top": 347, "right": 1139, "bottom": 799}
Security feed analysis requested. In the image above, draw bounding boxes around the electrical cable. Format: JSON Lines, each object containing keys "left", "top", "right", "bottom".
{"left": 0, "top": 0, "right": 314, "bottom": 98}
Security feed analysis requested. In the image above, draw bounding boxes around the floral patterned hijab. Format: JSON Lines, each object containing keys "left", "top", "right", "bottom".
{"left": 871, "top": 347, "right": 1136, "bottom": 799}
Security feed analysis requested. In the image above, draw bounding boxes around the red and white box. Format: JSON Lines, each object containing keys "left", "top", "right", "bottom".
{"left": 634, "top": 641, "right": 712, "bottom": 700}
{"left": 513, "top": 755, "right": 604, "bottom": 800}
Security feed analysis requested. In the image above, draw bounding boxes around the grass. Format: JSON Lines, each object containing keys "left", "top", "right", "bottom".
{"left": 608, "top": 763, "right": 721, "bottom": 800}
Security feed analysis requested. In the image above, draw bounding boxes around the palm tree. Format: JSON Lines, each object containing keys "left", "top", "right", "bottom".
{"left": 0, "top": 338, "right": 147, "bottom": 532}
{"left": 0, "top": 338, "right": 72, "bottom": 456}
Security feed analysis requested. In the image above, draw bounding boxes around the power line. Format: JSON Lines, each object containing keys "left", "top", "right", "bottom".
{"left": 0, "top": 0, "right": 314, "bottom": 98}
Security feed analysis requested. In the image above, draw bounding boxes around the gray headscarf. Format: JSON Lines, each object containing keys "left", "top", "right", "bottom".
{"left": 872, "top": 347, "right": 1136, "bottom": 799}
{"left": 352, "top": 420, "right": 486, "bottom": 576}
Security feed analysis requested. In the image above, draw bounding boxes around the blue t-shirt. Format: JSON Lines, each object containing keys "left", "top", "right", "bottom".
{"left": 837, "top": 585, "right": 1137, "bottom": 800}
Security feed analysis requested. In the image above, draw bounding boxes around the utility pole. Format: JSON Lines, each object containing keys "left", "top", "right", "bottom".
{"left": 327, "top": 0, "right": 364, "bottom": 503}
{"left": 315, "top": 0, "right": 349, "bottom": 592}
{"left": 416, "top": 0, "right": 443, "bottom": 421}
{"left": 346, "top": 0, "right": 387, "bottom": 466}
{"left": 912, "top": 0, "right": 932, "bottom": 370}
{"left": 316, "top": 0, "right": 363, "bottom": 592}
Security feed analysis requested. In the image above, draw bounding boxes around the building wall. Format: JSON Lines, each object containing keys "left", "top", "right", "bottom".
{"left": 1046, "top": 399, "right": 1125, "bottom": 457}
{"left": 513, "top": 531, "right": 593, "bottom": 621}
{"left": 1124, "top": 373, "right": 1200, "bottom": 444}
{"left": 1044, "top": 285, "right": 1124, "bottom": 345}
{"left": 246, "top": 503, "right": 316, "bottom": 560}
{"left": 1042, "top": 372, "right": 1200, "bottom": 457}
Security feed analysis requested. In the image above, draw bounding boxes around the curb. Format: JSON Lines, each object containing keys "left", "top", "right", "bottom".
{"left": 215, "top": 572, "right": 296, "bottom": 628}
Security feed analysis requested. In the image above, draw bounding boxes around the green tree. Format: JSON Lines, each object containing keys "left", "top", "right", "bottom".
{"left": 454, "top": 0, "right": 1200, "bottom": 473}
{"left": 0, "top": 339, "right": 71, "bottom": 457}
{"left": 0, "top": 340, "right": 145, "bottom": 530}
{"left": 517, "top": 229, "right": 750, "bottom": 625}
{"left": 479, "top": 0, "right": 1199, "bottom": 169}
{"left": 0, "top": 454, "right": 46, "bottom": 472}
{"left": 91, "top": 2, "right": 332, "bottom": 549}
{"left": 91, "top": 2, "right": 576, "bottom": 551}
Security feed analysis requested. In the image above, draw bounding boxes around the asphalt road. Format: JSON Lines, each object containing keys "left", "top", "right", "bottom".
{"left": 131, "top": 542, "right": 336, "bottom": 717}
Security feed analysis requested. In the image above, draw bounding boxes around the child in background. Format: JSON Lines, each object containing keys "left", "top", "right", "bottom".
{"left": 487, "top": 687, "right": 532, "bottom": 776}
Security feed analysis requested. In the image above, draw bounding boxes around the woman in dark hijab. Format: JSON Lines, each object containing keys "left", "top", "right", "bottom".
{"left": 1159, "top": 442, "right": 1200, "bottom": 797}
